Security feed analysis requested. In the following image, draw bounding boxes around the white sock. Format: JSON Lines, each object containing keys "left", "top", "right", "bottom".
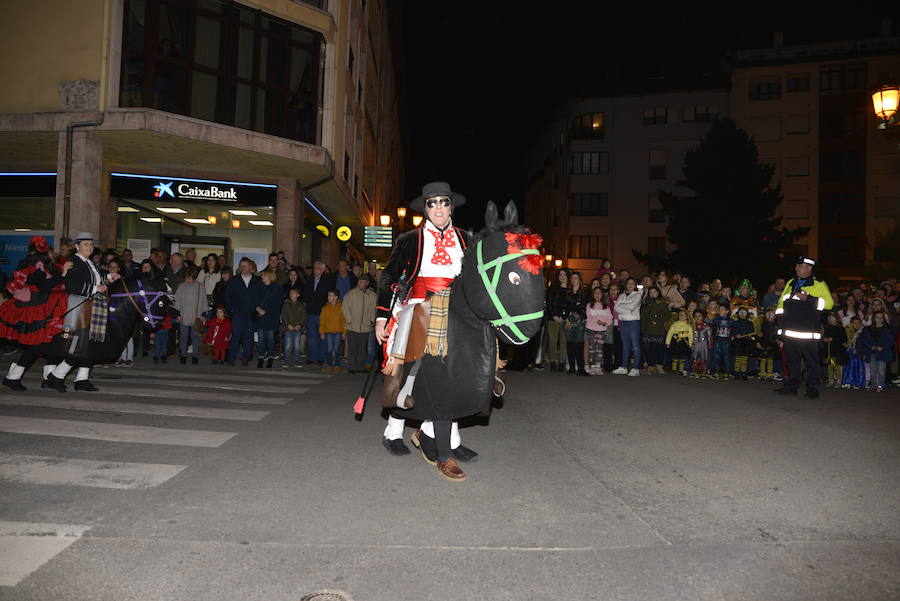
{"left": 75, "top": 367, "right": 91, "bottom": 382}
{"left": 421, "top": 420, "right": 434, "bottom": 438}
{"left": 396, "top": 374, "right": 415, "bottom": 408}
{"left": 51, "top": 361, "right": 73, "bottom": 379}
{"left": 450, "top": 421, "right": 461, "bottom": 450}
{"left": 43, "top": 364, "right": 56, "bottom": 379}
{"left": 5, "top": 363, "right": 24, "bottom": 380}
{"left": 383, "top": 415, "right": 405, "bottom": 441}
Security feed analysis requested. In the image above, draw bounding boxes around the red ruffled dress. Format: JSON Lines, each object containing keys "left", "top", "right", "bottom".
{"left": 0, "top": 262, "right": 68, "bottom": 345}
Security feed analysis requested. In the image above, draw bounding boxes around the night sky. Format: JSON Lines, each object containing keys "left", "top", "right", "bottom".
{"left": 399, "top": 2, "right": 899, "bottom": 229}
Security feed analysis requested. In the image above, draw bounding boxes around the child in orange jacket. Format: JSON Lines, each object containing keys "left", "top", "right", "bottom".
{"left": 203, "top": 306, "right": 232, "bottom": 364}
{"left": 319, "top": 289, "right": 346, "bottom": 373}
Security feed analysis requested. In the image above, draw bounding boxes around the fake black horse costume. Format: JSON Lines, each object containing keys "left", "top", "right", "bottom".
{"left": 384, "top": 202, "right": 545, "bottom": 422}
{"left": 4, "top": 276, "right": 170, "bottom": 390}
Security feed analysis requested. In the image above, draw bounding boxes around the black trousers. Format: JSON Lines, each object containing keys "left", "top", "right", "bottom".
{"left": 784, "top": 338, "right": 821, "bottom": 393}
{"left": 566, "top": 340, "right": 585, "bottom": 373}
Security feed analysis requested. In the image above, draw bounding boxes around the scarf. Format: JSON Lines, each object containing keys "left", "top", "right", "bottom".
{"left": 89, "top": 294, "right": 109, "bottom": 342}
{"left": 425, "top": 289, "right": 451, "bottom": 357}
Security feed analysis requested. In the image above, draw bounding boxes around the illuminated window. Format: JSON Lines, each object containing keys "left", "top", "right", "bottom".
{"left": 570, "top": 113, "right": 605, "bottom": 139}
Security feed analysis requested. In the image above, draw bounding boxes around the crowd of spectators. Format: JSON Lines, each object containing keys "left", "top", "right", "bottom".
{"left": 531, "top": 262, "right": 899, "bottom": 392}
{"left": 69, "top": 246, "right": 380, "bottom": 374}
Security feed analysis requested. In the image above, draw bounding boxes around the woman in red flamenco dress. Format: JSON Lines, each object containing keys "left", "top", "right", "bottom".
{"left": 0, "top": 236, "right": 72, "bottom": 391}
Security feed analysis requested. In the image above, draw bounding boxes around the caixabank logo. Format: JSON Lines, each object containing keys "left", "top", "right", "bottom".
{"left": 152, "top": 181, "right": 237, "bottom": 200}
{"left": 153, "top": 182, "right": 175, "bottom": 198}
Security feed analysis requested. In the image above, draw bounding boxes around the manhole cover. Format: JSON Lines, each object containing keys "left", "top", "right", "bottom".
{"left": 300, "top": 592, "right": 351, "bottom": 601}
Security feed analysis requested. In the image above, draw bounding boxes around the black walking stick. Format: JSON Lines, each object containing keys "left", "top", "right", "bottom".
{"left": 353, "top": 365, "right": 379, "bottom": 421}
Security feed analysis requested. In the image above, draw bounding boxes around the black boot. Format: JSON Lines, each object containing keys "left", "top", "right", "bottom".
{"left": 2, "top": 378, "right": 26, "bottom": 392}
{"left": 550, "top": 362, "right": 557, "bottom": 372}
{"left": 265, "top": 357, "right": 273, "bottom": 368}
{"left": 74, "top": 380, "right": 99, "bottom": 392}
{"left": 180, "top": 357, "right": 187, "bottom": 365}
{"left": 257, "top": 358, "right": 264, "bottom": 368}
{"left": 45, "top": 372, "right": 67, "bottom": 393}
{"left": 153, "top": 357, "right": 159, "bottom": 365}
{"left": 191, "top": 357, "right": 199, "bottom": 365}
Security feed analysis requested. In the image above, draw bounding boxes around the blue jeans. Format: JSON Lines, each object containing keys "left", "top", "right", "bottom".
{"left": 283, "top": 331, "right": 301, "bottom": 364}
{"left": 619, "top": 320, "right": 641, "bottom": 369}
{"left": 256, "top": 329, "right": 275, "bottom": 359}
{"left": 229, "top": 314, "right": 254, "bottom": 363}
{"left": 306, "top": 315, "right": 322, "bottom": 362}
{"left": 324, "top": 332, "right": 342, "bottom": 366}
{"left": 711, "top": 340, "right": 731, "bottom": 372}
{"left": 153, "top": 329, "right": 169, "bottom": 358}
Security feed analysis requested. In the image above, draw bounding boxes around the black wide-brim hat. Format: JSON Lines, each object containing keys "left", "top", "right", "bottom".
{"left": 408, "top": 181, "right": 466, "bottom": 209}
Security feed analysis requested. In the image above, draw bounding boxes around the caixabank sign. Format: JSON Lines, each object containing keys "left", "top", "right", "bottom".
{"left": 111, "top": 173, "right": 277, "bottom": 205}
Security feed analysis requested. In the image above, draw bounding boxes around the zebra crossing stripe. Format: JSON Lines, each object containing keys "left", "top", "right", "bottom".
{"left": 0, "top": 416, "right": 236, "bottom": 448}
{"left": 0, "top": 397, "right": 270, "bottom": 421}
{"left": 0, "top": 520, "right": 91, "bottom": 586}
{"left": 77, "top": 377, "right": 308, "bottom": 394}
{"left": 115, "top": 369, "right": 330, "bottom": 381}
{"left": 64, "top": 387, "right": 293, "bottom": 405}
{"left": 0, "top": 453, "right": 186, "bottom": 490}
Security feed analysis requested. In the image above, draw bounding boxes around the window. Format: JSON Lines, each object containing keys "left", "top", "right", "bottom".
{"left": 570, "top": 113, "right": 605, "bottom": 139}
{"left": 785, "top": 114, "right": 810, "bottom": 134}
{"left": 787, "top": 74, "right": 810, "bottom": 92}
{"left": 821, "top": 108, "right": 866, "bottom": 139}
{"left": 820, "top": 63, "right": 866, "bottom": 96}
{"left": 684, "top": 105, "right": 718, "bottom": 122}
{"left": 647, "top": 236, "right": 666, "bottom": 257}
{"left": 348, "top": 45, "right": 355, "bottom": 75}
{"left": 571, "top": 152, "right": 609, "bottom": 175}
{"left": 569, "top": 235, "right": 608, "bottom": 259}
{"left": 353, "top": 174, "right": 359, "bottom": 198}
{"left": 648, "top": 193, "right": 665, "bottom": 223}
{"left": 875, "top": 197, "right": 900, "bottom": 218}
{"left": 649, "top": 150, "right": 666, "bottom": 180}
{"left": 747, "top": 117, "right": 782, "bottom": 141}
{"left": 569, "top": 193, "right": 609, "bottom": 216}
{"left": 749, "top": 78, "right": 781, "bottom": 101}
{"left": 643, "top": 107, "right": 668, "bottom": 125}
{"left": 820, "top": 150, "right": 865, "bottom": 181}
{"left": 784, "top": 157, "right": 810, "bottom": 177}
{"left": 782, "top": 199, "right": 809, "bottom": 219}
{"left": 343, "top": 152, "right": 351, "bottom": 183}
{"left": 120, "top": 0, "right": 322, "bottom": 144}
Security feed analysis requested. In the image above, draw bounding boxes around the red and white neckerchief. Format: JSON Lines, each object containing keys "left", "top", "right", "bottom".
{"left": 420, "top": 219, "right": 462, "bottom": 278}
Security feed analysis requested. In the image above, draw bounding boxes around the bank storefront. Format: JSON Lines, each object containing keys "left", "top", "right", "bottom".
{"left": 112, "top": 172, "right": 277, "bottom": 264}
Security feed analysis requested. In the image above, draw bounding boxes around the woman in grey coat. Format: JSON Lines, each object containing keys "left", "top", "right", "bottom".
{"left": 174, "top": 267, "right": 209, "bottom": 364}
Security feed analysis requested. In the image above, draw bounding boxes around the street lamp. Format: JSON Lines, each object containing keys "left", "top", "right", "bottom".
{"left": 396, "top": 207, "right": 407, "bottom": 219}
{"left": 379, "top": 213, "right": 391, "bottom": 226}
{"left": 872, "top": 84, "right": 899, "bottom": 125}
{"left": 545, "top": 253, "right": 553, "bottom": 262}
{"left": 411, "top": 214, "right": 423, "bottom": 227}
{"left": 554, "top": 259, "right": 563, "bottom": 268}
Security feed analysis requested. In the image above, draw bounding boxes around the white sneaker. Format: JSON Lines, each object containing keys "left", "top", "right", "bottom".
{"left": 612, "top": 367, "right": 628, "bottom": 375}
{"left": 628, "top": 368, "right": 640, "bottom": 377}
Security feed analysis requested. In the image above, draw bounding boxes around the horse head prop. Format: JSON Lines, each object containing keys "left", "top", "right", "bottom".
{"left": 459, "top": 200, "right": 545, "bottom": 346}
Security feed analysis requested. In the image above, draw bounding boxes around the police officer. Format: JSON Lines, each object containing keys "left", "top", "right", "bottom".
{"left": 774, "top": 256, "right": 832, "bottom": 398}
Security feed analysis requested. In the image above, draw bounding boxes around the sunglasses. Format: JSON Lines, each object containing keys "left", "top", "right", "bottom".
{"left": 425, "top": 198, "right": 452, "bottom": 209}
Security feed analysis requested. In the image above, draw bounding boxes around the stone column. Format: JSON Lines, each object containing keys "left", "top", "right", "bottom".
{"left": 55, "top": 130, "right": 104, "bottom": 243}
{"left": 274, "top": 178, "right": 301, "bottom": 265}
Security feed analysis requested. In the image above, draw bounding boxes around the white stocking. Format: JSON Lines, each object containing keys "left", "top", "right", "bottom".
{"left": 383, "top": 415, "right": 405, "bottom": 441}
{"left": 43, "top": 364, "right": 56, "bottom": 379}
{"left": 450, "top": 421, "right": 461, "bottom": 449}
{"left": 5, "top": 363, "right": 24, "bottom": 380}
{"left": 420, "top": 420, "right": 434, "bottom": 438}
{"left": 75, "top": 367, "right": 91, "bottom": 382}
{"left": 51, "top": 361, "right": 73, "bottom": 379}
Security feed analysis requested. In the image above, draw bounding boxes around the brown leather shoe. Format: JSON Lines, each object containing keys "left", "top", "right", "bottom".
{"left": 436, "top": 458, "right": 466, "bottom": 482}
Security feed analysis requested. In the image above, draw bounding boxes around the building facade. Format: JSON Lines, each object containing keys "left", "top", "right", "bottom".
{"left": 524, "top": 86, "right": 730, "bottom": 277}
{"left": 730, "top": 34, "right": 900, "bottom": 279}
{"left": 0, "top": 0, "right": 404, "bottom": 270}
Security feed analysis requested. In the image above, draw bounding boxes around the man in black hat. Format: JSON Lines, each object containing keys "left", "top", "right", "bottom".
{"left": 774, "top": 255, "right": 833, "bottom": 399}
{"left": 46, "top": 232, "right": 119, "bottom": 392}
{"left": 375, "top": 182, "right": 477, "bottom": 477}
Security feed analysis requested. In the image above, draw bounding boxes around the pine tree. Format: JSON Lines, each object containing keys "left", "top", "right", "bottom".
{"left": 634, "top": 119, "right": 809, "bottom": 285}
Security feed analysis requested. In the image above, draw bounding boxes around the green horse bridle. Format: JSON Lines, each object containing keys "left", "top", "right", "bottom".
{"left": 476, "top": 239, "right": 544, "bottom": 344}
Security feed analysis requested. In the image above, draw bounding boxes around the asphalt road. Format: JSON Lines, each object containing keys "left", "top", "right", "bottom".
{"left": 1, "top": 360, "right": 898, "bottom": 601}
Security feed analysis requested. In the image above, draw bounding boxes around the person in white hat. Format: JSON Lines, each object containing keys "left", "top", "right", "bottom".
{"left": 45, "top": 232, "right": 120, "bottom": 392}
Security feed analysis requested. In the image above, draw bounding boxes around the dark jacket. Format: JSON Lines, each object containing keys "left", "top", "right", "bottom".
{"left": 224, "top": 274, "right": 265, "bottom": 318}
{"left": 640, "top": 298, "right": 670, "bottom": 338}
{"left": 212, "top": 279, "right": 229, "bottom": 309}
{"left": 163, "top": 264, "right": 186, "bottom": 293}
{"left": 254, "top": 283, "right": 283, "bottom": 331}
{"left": 376, "top": 226, "right": 471, "bottom": 320}
{"left": 65, "top": 255, "right": 102, "bottom": 298}
{"left": 546, "top": 285, "right": 569, "bottom": 320}
{"left": 859, "top": 324, "right": 895, "bottom": 362}
{"left": 302, "top": 273, "right": 334, "bottom": 316}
